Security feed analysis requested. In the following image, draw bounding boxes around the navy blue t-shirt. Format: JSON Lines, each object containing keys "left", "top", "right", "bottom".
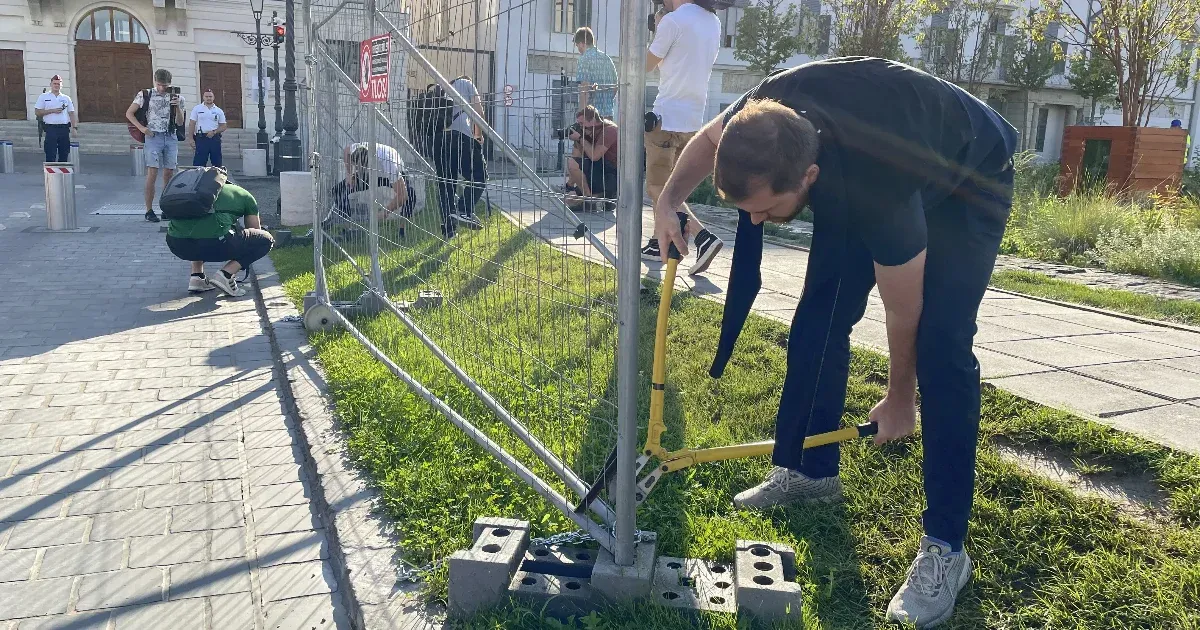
{"left": 723, "top": 57, "right": 1016, "bottom": 266}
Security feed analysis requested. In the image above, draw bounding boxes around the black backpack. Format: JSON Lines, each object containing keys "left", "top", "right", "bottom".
{"left": 413, "top": 77, "right": 469, "bottom": 150}
{"left": 160, "top": 166, "right": 228, "bottom": 220}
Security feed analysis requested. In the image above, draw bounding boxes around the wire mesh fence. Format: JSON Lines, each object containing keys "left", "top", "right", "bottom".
{"left": 303, "top": 0, "right": 637, "bottom": 552}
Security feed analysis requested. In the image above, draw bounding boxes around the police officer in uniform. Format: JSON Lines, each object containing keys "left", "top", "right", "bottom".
{"left": 34, "top": 75, "right": 78, "bottom": 163}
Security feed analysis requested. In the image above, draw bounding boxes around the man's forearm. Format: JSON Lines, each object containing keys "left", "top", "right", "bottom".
{"left": 187, "top": 122, "right": 196, "bottom": 137}
{"left": 658, "top": 133, "right": 718, "bottom": 209}
{"left": 244, "top": 214, "right": 262, "bottom": 229}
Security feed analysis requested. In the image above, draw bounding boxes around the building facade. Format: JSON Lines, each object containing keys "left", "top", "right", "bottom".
{"left": 0, "top": 0, "right": 302, "bottom": 133}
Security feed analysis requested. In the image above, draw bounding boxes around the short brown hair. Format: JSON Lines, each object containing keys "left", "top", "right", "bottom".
{"left": 154, "top": 68, "right": 172, "bottom": 84}
{"left": 573, "top": 27, "right": 594, "bottom": 46}
{"left": 715, "top": 99, "right": 819, "bottom": 202}
{"left": 577, "top": 105, "right": 600, "bottom": 121}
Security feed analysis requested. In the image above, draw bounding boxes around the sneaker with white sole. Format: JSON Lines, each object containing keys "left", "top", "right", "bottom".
{"left": 885, "top": 536, "right": 973, "bottom": 628}
{"left": 689, "top": 229, "right": 723, "bottom": 275}
{"left": 640, "top": 239, "right": 662, "bottom": 261}
{"left": 206, "top": 272, "right": 246, "bottom": 297}
{"left": 187, "top": 275, "right": 214, "bottom": 294}
{"left": 732, "top": 466, "right": 843, "bottom": 509}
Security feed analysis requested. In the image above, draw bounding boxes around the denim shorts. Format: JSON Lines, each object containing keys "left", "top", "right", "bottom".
{"left": 144, "top": 131, "right": 179, "bottom": 170}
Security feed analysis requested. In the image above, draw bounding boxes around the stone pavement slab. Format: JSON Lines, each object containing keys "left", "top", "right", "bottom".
{"left": 500, "top": 195, "right": 1200, "bottom": 455}
{"left": 0, "top": 171, "right": 350, "bottom": 629}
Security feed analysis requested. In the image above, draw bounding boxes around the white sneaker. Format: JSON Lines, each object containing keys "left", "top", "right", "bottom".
{"left": 187, "top": 275, "right": 214, "bottom": 294}
{"left": 885, "top": 536, "right": 973, "bottom": 628}
{"left": 206, "top": 272, "right": 246, "bottom": 297}
{"left": 732, "top": 466, "right": 843, "bottom": 509}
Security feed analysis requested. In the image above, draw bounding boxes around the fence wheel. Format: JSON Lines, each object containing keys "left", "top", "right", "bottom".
{"left": 303, "top": 303, "right": 337, "bottom": 333}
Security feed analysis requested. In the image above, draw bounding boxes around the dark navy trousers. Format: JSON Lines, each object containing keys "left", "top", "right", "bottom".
{"left": 773, "top": 145, "right": 1014, "bottom": 550}
{"left": 44, "top": 125, "right": 70, "bottom": 163}
{"left": 193, "top": 134, "right": 223, "bottom": 167}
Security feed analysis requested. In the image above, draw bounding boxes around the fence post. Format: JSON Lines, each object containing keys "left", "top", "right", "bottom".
{"left": 306, "top": 0, "right": 329, "bottom": 304}
{"left": 614, "top": 0, "right": 650, "bottom": 568}
{"left": 366, "top": 0, "right": 385, "bottom": 294}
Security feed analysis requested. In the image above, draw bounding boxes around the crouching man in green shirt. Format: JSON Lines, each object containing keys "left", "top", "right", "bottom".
{"left": 165, "top": 182, "right": 274, "bottom": 297}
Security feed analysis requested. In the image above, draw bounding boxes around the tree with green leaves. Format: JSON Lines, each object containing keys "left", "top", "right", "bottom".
{"left": 1046, "top": 0, "right": 1200, "bottom": 127}
{"left": 921, "top": 0, "right": 1009, "bottom": 94}
{"left": 733, "top": 0, "right": 805, "bottom": 76}
{"left": 1067, "top": 51, "right": 1118, "bottom": 124}
{"left": 825, "top": 0, "right": 942, "bottom": 60}
{"left": 1004, "top": 10, "right": 1060, "bottom": 150}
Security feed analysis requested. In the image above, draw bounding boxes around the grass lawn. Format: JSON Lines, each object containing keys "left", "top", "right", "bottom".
{"left": 270, "top": 215, "right": 1200, "bottom": 629}
{"left": 991, "top": 269, "right": 1200, "bottom": 328}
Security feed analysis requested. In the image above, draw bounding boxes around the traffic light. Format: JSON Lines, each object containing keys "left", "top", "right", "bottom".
{"left": 271, "top": 15, "right": 286, "bottom": 44}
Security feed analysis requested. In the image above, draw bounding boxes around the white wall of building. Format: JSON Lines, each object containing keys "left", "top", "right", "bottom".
{"left": 0, "top": 0, "right": 305, "bottom": 130}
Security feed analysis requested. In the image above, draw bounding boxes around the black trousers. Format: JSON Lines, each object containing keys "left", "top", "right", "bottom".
{"left": 433, "top": 131, "right": 488, "bottom": 234}
{"left": 193, "top": 134, "right": 223, "bottom": 167}
{"left": 166, "top": 228, "right": 275, "bottom": 270}
{"left": 44, "top": 125, "right": 70, "bottom": 163}
{"left": 773, "top": 146, "right": 1014, "bottom": 550}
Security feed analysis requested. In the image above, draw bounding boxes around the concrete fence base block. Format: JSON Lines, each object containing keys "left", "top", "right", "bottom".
{"left": 734, "top": 539, "right": 803, "bottom": 621}
{"left": 447, "top": 517, "right": 530, "bottom": 618}
{"left": 590, "top": 533, "right": 657, "bottom": 602}
{"left": 508, "top": 543, "right": 598, "bottom": 617}
{"left": 652, "top": 556, "right": 736, "bottom": 613}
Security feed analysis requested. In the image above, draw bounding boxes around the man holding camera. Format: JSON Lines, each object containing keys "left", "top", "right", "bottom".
{"left": 639, "top": 0, "right": 724, "bottom": 275}
{"left": 34, "top": 75, "right": 78, "bottom": 163}
{"left": 565, "top": 106, "right": 619, "bottom": 208}
{"left": 126, "top": 69, "right": 186, "bottom": 223}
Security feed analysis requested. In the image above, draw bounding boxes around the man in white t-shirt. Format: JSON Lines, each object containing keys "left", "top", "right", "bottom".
{"left": 34, "top": 75, "right": 78, "bottom": 163}
{"left": 432, "top": 76, "right": 488, "bottom": 238}
{"left": 187, "top": 88, "right": 229, "bottom": 167}
{"left": 325, "top": 142, "right": 419, "bottom": 239}
{"left": 640, "top": 0, "right": 725, "bottom": 276}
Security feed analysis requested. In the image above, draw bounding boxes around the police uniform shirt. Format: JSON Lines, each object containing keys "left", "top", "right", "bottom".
{"left": 189, "top": 104, "right": 227, "bottom": 134}
{"left": 36, "top": 92, "right": 74, "bottom": 125}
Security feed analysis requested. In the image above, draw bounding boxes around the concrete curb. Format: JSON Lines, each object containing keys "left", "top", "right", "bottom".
{"left": 249, "top": 256, "right": 449, "bottom": 629}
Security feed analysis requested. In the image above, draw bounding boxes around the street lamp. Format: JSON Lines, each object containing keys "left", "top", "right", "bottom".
{"left": 249, "top": 0, "right": 269, "bottom": 155}
{"left": 271, "top": 11, "right": 283, "bottom": 142}
{"left": 275, "top": 0, "right": 303, "bottom": 173}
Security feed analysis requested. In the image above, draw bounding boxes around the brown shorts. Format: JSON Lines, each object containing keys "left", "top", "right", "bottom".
{"left": 644, "top": 123, "right": 696, "bottom": 188}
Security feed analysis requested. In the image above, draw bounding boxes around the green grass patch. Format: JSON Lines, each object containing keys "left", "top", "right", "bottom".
{"left": 990, "top": 269, "right": 1200, "bottom": 328}
{"left": 271, "top": 217, "right": 1200, "bottom": 629}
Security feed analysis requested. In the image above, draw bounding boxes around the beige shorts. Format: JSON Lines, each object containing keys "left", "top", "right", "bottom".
{"left": 644, "top": 123, "right": 696, "bottom": 188}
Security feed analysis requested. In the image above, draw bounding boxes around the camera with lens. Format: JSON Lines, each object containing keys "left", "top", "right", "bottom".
{"left": 553, "top": 122, "right": 584, "bottom": 141}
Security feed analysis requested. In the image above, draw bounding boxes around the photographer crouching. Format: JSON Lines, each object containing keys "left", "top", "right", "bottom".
{"left": 164, "top": 168, "right": 274, "bottom": 298}
{"left": 564, "top": 105, "right": 619, "bottom": 211}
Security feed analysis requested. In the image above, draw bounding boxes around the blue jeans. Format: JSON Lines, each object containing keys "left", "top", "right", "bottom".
{"left": 145, "top": 131, "right": 179, "bottom": 170}
{"left": 193, "top": 134, "right": 223, "bottom": 167}
{"left": 773, "top": 143, "right": 1015, "bottom": 551}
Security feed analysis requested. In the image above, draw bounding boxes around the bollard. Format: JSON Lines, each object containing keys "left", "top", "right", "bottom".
{"left": 131, "top": 145, "right": 146, "bottom": 177}
{"left": 70, "top": 142, "right": 81, "bottom": 172}
{"left": 0, "top": 141, "right": 13, "bottom": 174}
{"left": 44, "top": 163, "right": 77, "bottom": 231}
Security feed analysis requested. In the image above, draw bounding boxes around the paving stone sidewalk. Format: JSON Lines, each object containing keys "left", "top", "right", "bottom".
{"left": 0, "top": 166, "right": 348, "bottom": 629}
{"left": 500, "top": 189, "right": 1200, "bottom": 456}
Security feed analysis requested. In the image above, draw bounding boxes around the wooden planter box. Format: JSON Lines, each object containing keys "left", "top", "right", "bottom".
{"left": 1058, "top": 125, "right": 1187, "bottom": 196}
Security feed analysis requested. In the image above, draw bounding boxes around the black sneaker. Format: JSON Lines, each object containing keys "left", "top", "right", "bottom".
{"left": 640, "top": 239, "right": 661, "bottom": 261}
{"left": 145, "top": 210, "right": 160, "bottom": 223}
{"left": 456, "top": 212, "right": 484, "bottom": 230}
{"left": 689, "top": 229, "right": 723, "bottom": 276}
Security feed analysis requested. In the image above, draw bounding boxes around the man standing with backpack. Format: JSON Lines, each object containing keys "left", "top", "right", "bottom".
{"left": 125, "top": 69, "right": 186, "bottom": 223}
{"left": 429, "top": 76, "right": 488, "bottom": 238}
{"left": 163, "top": 171, "right": 274, "bottom": 297}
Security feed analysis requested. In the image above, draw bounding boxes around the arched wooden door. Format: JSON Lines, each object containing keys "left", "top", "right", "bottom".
{"left": 73, "top": 7, "right": 153, "bottom": 122}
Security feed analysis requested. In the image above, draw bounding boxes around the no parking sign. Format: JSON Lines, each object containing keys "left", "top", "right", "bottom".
{"left": 359, "top": 34, "right": 390, "bottom": 103}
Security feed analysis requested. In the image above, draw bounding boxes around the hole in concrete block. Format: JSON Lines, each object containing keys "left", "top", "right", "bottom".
{"left": 715, "top": 581, "right": 731, "bottom": 589}
{"left": 753, "top": 575, "right": 774, "bottom": 586}
{"left": 711, "top": 565, "right": 727, "bottom": 574}
{"left": 753, "top": 561, "right": 773, "bottom": 572}
{"left": 521, "top": 577, "right": 537, "bottom": 586}
{"left": 710, "top": 596, "right": 726, "bottom": 605}
{"left": 750, "top": 546, "right": 771, "bottom": 557}
{"left": 534, "top": 548, "right": 549, "bottom": 557}
{"left": 575, "top": 552, "right": 591, "bottom": 561}
{"left": 482, "top": 544, "right": 501, "bottom": 553}
{"left": 662, "top": 591, "right": 680, "bottom": 600}
{"left": 667, "top": 561, "right": 682, "bottom": 570}
{"left": 493, "top": 528, "right": 511, "bottom": 537}
{"left": 566, "top": 581, "right": 581, "bottom": 590}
